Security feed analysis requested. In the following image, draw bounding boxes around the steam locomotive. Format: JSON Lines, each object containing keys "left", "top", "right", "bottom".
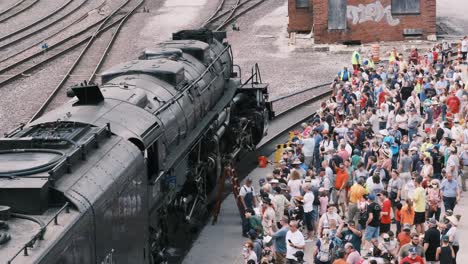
{"left": 0, "top": 29, "right": 271, "bottom": 263}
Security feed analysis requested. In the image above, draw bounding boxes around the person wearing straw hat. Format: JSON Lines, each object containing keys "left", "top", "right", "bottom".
{"left": 445, "top": 215, "right": 460, "bottom": 263}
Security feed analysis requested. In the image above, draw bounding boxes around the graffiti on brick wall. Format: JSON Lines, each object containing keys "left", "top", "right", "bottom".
{"left": 347, "top": 1, "right": 400, "bottom": 26}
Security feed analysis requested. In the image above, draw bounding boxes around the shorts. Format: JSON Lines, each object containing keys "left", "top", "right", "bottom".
{"left": 414, "top": 211, "right": 426, "bottom": 224}
{"left": 275, "top": 252, "right": 286, "bottom": 264}
{"left": 364, "top": 225, "right": 380, "bottom": 241}
{"left": 333, "top": 189, "right": 347, "bottom": 205}
{"left": 304, "top": 211, "right": 314, "bottom": 231}
{"left": 380, "top": 223, "right": 390, "bottom": 234}
{"left": 311, "top": 205, "right": 319, "bottom": 222}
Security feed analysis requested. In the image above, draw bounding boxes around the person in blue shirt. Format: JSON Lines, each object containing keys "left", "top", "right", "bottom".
{"left": 440, "top": 173, "right": 461, "bottom": 212}
{"left": 272, "top": 216, "right": 289, "bottom": 263}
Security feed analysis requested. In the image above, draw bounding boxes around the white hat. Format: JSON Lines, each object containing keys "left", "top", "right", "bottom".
{"left": 270, "top": 179, "right": 279, "bottom": 184}
{"left": 447, "top": 215, "right": 459, "bottom": 226}
{"left": 379, "top": 129, "right": 389, "bottom": 136}
{"left": 292, "top": 158, "right": 302, "bottom": 165}
{"left": 381, "top": 149, "right": 391, "bottom": 158}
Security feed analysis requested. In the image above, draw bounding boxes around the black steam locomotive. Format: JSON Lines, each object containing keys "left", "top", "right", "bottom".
{"left": 0, "top": 29, "right": 270, "bottom": 263}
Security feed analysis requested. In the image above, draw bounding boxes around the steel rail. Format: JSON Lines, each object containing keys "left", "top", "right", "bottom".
{"left": 201, "top": 0, "right": 227, "bottom": 27}
{"left": 270, "top": 82, "right": 332, "bottom": 103}
{"left": 0, "top": 0, "right": 82, "bottom": 46}
{"left": 29, "top": 0, "right": 144, "bottom": 122}
{"left": 202, "top": 0, "right": 240, "bottom": 30}
{"left": 0, "top": 0, "right": 39, "bottom": 23}
{"left": 0, "top": 0, "right": 106, "bottom": 65}
{"left": 0, "top": 0, "right": 27, "bottom": 17}
{"left": 0, "top": 0, "right": 132, "bottom": 87}
{"left": 216, "top": 0, "right": 267, "bottom": 30}
{"left": 274, "top": 88, "right": 332, "bottom": 118}
{"left": 88, "top": 0, "right": 144, "bottom": 83}
{"left": 216, "top": 0, "right": 241, "bottom": 31}
{"left": 203, "top": 0, "right": 268, "bottom": 31}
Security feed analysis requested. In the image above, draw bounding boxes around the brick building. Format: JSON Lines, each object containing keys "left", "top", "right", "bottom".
{"left": 288, "top": 0, "right": 436, "bottom": 44}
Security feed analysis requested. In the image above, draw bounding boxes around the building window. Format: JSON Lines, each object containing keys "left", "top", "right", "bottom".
{"left": 328, "top": 0, "right": 346, "bottom": 30}
{"left": 296, "top": 0, "right": 309, "bottom": 9}
{"left": 391, "top": 0, "right": 420, "bottom": 15}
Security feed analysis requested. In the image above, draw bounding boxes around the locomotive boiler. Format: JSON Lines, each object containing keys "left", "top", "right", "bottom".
{"left": 0, "top": 29, "right": 270, "bottom": 263}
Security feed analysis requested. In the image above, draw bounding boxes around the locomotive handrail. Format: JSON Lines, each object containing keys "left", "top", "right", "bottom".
{"left": 7, "top": 202, "right": 70, "bottom": 264}
{"left": 155, "top": 44, "right": 232, "bottom": 115}
{"left": 241, "top": 63, "right": 262, "bottom": 88}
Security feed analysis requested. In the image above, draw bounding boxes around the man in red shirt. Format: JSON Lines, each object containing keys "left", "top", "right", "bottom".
{"left": 400, "top": 247, "right": 425, "bottom": 264}
{"left": 379, "top": 190, "right": 392, "bottom": 234}
{"left": 446, "top": 90, "right": 460, "bottom": 115}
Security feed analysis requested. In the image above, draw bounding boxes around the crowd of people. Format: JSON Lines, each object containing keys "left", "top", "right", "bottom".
{"left": 240, "top": 39, "right": 468, "bottom": 264}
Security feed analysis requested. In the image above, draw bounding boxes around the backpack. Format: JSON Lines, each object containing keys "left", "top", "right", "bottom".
{"left": 358, "top": 204, "right": 369, "bottom": 227}
{"left": 243, "top": 186, "right": 254, "bottom": 209}
{"left": 357, "top": 129, "right": 366, "bottom": 148}
{"left": 317, "top": 238, "right": 332, "bottom": 262}
{"left": 312, "top": 186, "right": 320, "bottom": 205}
{"left": 382, "top": 168, "right": 390, "bottom": 182}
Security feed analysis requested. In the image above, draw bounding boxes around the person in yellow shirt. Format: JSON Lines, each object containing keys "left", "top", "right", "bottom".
{"left": 412, "top": 176, "right": 426, "bottom": 234}
{"left": 389, "top": 47, "right": 397, "bottom": 65}
{"left": 348, "top": 177, "right": 367, "bottom": 223}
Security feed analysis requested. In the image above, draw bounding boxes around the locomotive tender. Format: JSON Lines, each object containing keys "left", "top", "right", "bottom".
{"left": 0, "top": 29, "right": 270, "bottom": 263}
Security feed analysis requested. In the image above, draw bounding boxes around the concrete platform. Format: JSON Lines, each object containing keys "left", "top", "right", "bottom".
{"left": 182, "top": 153, "right": 316, "bottom": 264}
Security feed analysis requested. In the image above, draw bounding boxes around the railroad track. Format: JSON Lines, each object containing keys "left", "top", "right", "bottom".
{"left": 0, "top": 0, "right": 39, "bottom": 23}
{"left": 270, "top": 82, "right": 332, "bottom": 117}
{"left": 0, "top": 0, "right": 107, "bottom": 66}
{"left": 0, "top": 0, "right": 88, "bottom": 50}
{"left": 29, "top": 0, "right": 144, "bottom": 121}
{"left": 0, "top": 0, "right": 134, "bottom": 87}
{"left": 202, "top": 0, "right": 267, "bottom": 30}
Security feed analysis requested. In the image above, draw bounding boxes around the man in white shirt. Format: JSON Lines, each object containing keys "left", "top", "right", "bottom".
{"left": 461, "top": 36, "right": 468, "bottom": 63}
{"left": 301, "top": 135, "right": 315, "bottom": 168}
{"left": 286, "top": 220, "right": 305, "bottom": 262}
{"left": 303, "top": 184, "right": 315, "bottom": 241}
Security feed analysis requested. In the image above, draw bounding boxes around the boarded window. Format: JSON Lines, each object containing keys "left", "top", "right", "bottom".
{"left": 391, "top": 0, "right": 420, "bottom": 15}
{"left": 296, "top": 0, "right": 309, "bottom": 9}
{"left": 328, "top": 0, "right": 346, "bottom": 30}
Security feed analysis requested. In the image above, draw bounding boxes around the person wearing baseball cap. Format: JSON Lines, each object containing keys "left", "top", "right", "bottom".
{"left": 401, "top": 247, "right": 425, "bottom": 264}
{"left": 397, "top": 224, "right": 412, "bottom": 246}
{"left": 424, "top": 218, "right": 441, "bottom": 263}
{"left": 398, "top": 233, "right": 424, "bottom": 262}
{"left": 363, "top": 193, "right": 381, "bottom": 255}
{"left": 436, "top": 235, "right": 455, "bottom": 264}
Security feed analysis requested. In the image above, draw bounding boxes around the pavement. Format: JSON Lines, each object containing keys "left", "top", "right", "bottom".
{"left": 182, "top": 151, "right": 317, "bottom": 264}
